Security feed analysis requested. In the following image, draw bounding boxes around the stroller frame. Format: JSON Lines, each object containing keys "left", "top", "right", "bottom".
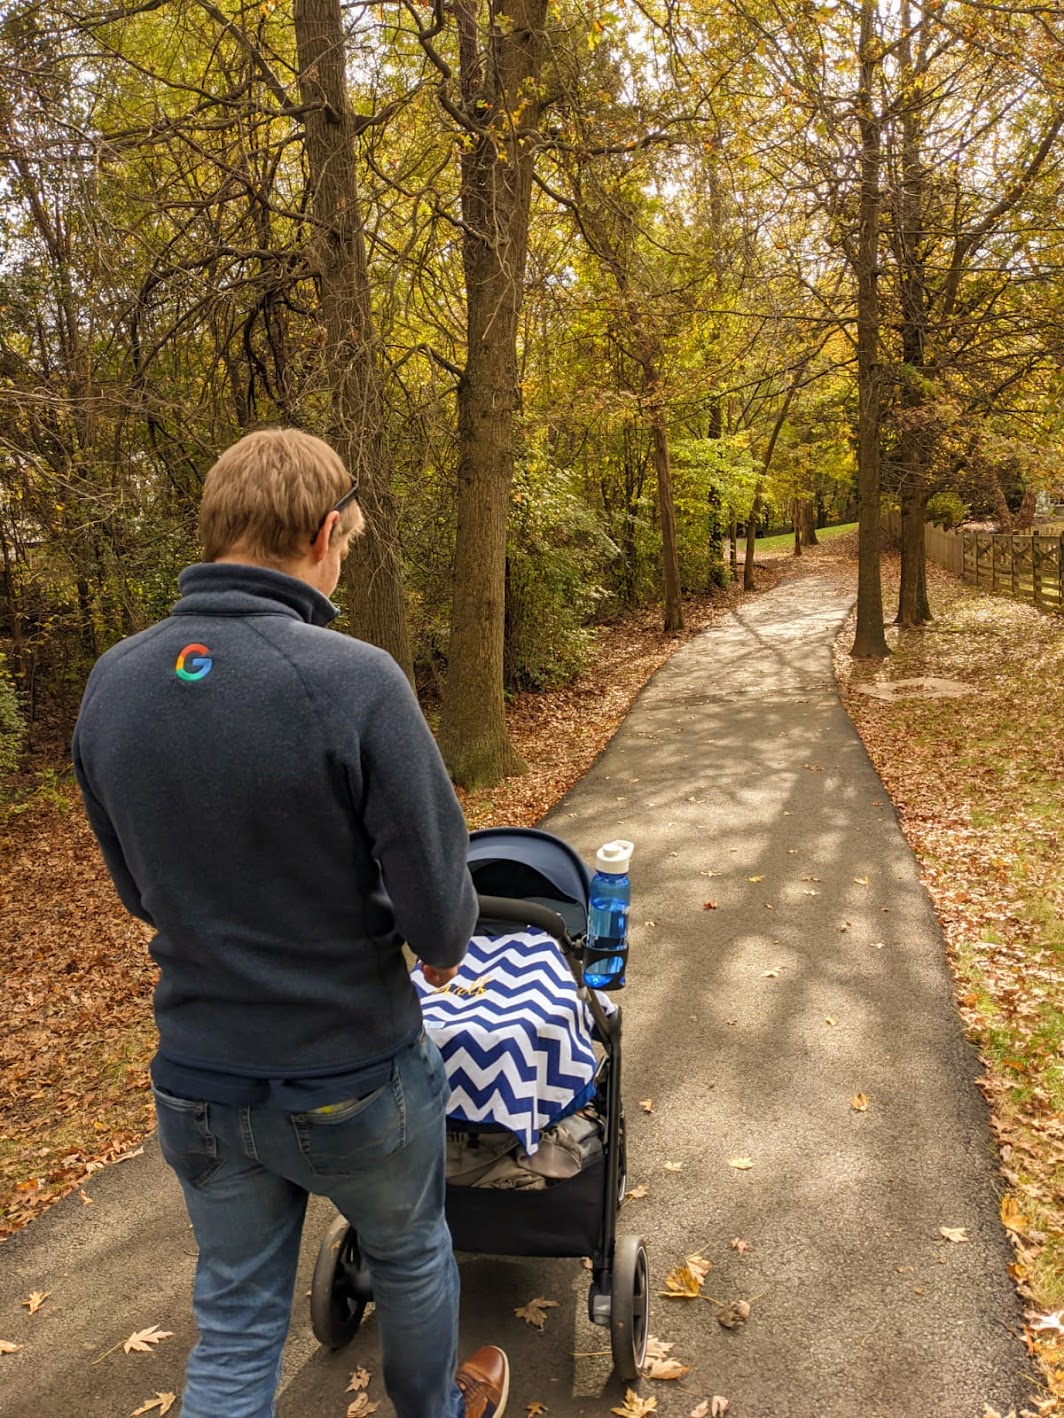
{"left": 309, "top": 829, "right": 649, "bottom": 1381}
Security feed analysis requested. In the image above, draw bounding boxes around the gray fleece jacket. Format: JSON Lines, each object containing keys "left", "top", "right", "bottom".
{"left": 72, "top": 563, "right": 477, "bottom": 1077}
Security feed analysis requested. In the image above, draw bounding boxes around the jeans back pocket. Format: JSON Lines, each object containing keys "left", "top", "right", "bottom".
{"left": 152, "top": 1086, "right": 222, "bottom": 1188}
{"left": 291, "top": 1066, "right": 406, "bottom": 1177}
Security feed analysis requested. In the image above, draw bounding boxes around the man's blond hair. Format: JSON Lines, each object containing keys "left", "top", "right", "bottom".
{"left": 199, "top": 428, "right": 365, "bottom": 564}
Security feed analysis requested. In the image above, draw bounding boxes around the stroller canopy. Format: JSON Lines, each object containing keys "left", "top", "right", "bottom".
{"left": 468, "top": 827, "right": 591, "bottom": 933}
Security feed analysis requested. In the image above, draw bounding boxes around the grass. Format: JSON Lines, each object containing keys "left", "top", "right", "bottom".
{"left": 837, "top": 564, "right": 1064, "bottom": 1407}
{"left": 737, "top": 520, "right": 857, "bottom": 554}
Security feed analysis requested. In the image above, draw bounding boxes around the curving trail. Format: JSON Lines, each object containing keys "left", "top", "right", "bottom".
{"left": 0, "top": 571, "right": 1034, "bottom": 1418}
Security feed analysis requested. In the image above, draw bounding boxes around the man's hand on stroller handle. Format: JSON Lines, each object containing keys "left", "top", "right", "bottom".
{"left": 420, "top": 962, "right": 460, "bottom": 989}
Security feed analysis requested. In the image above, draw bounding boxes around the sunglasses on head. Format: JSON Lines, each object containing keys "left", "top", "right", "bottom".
{"left": 310, "top": 481, "right": 359, "bottom": 545}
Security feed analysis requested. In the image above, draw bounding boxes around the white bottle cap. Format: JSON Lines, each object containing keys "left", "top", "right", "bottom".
{"left": 595, "top": 840, "right": 634, "bottom": 874}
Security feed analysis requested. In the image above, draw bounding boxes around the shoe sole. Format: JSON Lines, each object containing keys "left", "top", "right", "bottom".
{"left": 494, "top": 1351, "right": 510, "bottom": 1418}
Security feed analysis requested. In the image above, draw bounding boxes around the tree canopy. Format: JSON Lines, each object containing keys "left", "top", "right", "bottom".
{"left": 1, "top": 0, "right": 1062, "bottom": 780}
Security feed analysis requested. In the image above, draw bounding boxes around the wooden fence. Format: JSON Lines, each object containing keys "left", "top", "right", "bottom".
{"left": 883, "top": 510, "right": 1064, "bottom": 611}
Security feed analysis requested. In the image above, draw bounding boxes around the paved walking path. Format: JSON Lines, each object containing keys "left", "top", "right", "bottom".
{"left": 0, "top": 572, "right": 1035, "bottom": 1417}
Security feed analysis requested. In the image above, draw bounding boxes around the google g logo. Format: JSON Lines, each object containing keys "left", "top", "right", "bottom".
{"left": 175, "top": 643, "right": 213, "bottom": 682}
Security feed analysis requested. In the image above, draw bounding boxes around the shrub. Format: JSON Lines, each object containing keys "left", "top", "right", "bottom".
{"left": 505, "top": 451, "right": 616, "bottom": 690}
{"left": 926, "top": 490, "right": 970, "bottom": 530}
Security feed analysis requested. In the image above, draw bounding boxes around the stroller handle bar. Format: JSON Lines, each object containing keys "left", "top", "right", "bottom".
{"left": 475, "top": 894, "right": 573, "bottom": 950}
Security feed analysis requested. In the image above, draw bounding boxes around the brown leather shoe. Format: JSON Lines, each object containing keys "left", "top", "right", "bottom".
{"left": 455, "top": 1345, "right": 510, "bottom": 1418}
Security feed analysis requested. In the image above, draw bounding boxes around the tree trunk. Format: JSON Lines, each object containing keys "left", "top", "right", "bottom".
{"left": 851, "top": 0, "right": 890, "bottom": 659}
{"left": 294, "top": 0, "right": 413, "bottom": 682}
{"left": 991, "top": 472, "right": 1013, "bottom": 533}
{"left": 793, "top": 498, "right": 802, "bottom": 557}
{"left": 893, "top": 0, "right": 933, "bottom": 631}
{"left": 641, "top": 352, "right": 683, "bottom": 631}
{"left": 707, "top": 483, "right": 725, "bottom": 589}
{"left": 800, "top": 501, "right": 818, "bottom": 545}
{"left": 896, "top": 487, "right": 933, "bottom": 626}
{"left": 0, "top": 516, "right": 25, "bottom": 682}
{"left": 437, "top": 0, "right": 547, "bottom": 787}
{"left": 744, "top": 481, "right": 763, "bottom": 591}
{"left": 1015, "top": 487, "right": 1035, "bottom": 532}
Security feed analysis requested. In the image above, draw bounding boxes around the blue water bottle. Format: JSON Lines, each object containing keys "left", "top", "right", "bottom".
{"left": 584, "top": 840, "right": 634, "bottom": 990}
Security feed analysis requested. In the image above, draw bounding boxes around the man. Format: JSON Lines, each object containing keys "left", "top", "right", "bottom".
{"left": 73, "top": 428, "right": 509, "bottom": 1418}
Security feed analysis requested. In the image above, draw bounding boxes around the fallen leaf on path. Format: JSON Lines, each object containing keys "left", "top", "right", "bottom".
{"left": 644, "top": 1357, "right": 690, "bottom": 1380}
{"left": 728, "top": 1157, "right": 753, "bottom": 1170}
{"left": 123, "top": 1327, "right": 174, "bottom": 1355}
{"left": 660, "top": 1264, "right": 702, "bottom": 1299}
{"left": 761, "top": 967, "right": 782, "bottom": 978}
{"left": 131, "top": 1395, "right": 176, "bottom": 1417}
{"left": 347, "top": 1369, "right": 371, "bottom": 1392}
{"left": 1029, "top": 1312, "right": 1064, "bottom": 1336}
{"left": 625, "top": 1185, "right": 649, "bottom": 1200}
{"left": 663, "top": 1161, "right": 683, "bottom": 1172}
{"left": 690, "top": 1404, "right": 709, "bottom": 1418}
{"left": 825, "top": 1016, "right": 837, "bottom": 1026}
{"left": 939, "top": 1227, "right": 969, "bottom": 1243}
{"left": 611, "top": 1391, "right": 656, "bottom": 1417}
{"left": 851, "top": 1093, "right": 870, "bottom": 1112}
{"left": 686, "top": 1253, "right": 712, "bottom": 1285}
{"left": 639, "top": 1098, "right": 653, "bottom": 1113}
{"left": 854, "top": 876, "right": 870, "bottom": 886}
{"left": 702, "top": 901, "right": 718, "bottom": 910}
{"left": 527, "top": 1405, "right": 548, "bottom": 1417}
{"left": 20, "top": 1292, "right": 49, "bottom": 1314}
{"left": 347, "top": 1397, "right": 380, "bottom": 1418}
{"left": 0, "top": 1341, "right": 22, "bottom": 1354}
{"left": 748, "top": 875, "right": 764, "bottom": 883}
{"left": 79, "top": 1191, "right": 94, "bottom": 1206}
{"left": 710, "top": 1402, "right": 730, "bottom": 1417}
{"left": 804, "top": 764, "right": 824, "bottom": 771}
{"left": 515, "top": 1297, "right": 558, "bottom": 1330}
{"left": 645, "top": 1337, "right": 675, "bottom": 1359}
{"left": 1000, "top": 1194, "right": 1029, "bottom": 1235}
{"left": 716, "top": 1298, "right": 751, "bottom": 1330}
{"left": 729, "top": 1238, "right": 751, "bottom": 1254}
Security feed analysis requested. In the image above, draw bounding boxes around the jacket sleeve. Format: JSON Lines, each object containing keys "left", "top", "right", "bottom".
{"left": 71, "top": 734, "right": 156, "bottom": 928}
{"left": 355, "top": 660, "right": 477, "bottom": 968}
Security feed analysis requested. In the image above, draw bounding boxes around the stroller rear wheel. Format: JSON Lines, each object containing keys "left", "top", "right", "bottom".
{"left": 310, "top": 1213, "right": 373, "bottom": 1349}
{"left": 610, "top": 1234, "right": 649, "bottom": 1380}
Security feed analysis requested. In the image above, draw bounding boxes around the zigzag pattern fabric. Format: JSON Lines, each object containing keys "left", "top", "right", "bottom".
{"left": 413, "top": 930, "right": 598, "bottom": 1154}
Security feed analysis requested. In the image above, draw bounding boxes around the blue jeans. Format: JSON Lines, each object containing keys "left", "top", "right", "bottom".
{"left": 153, "top": 1033, "right": 462, "bottom": 1418}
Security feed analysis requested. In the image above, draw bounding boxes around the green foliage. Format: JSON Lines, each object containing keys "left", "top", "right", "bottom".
{"left": 0, "top": 653, "right": 26, "bottom": 777}
{"left": 671, "top": 434, "right": 757, "bottom": 590}
{"left": 925, "top": 491, "right": 970, "bottom": 529}
{"left": 505, "top": 447, "right": 616, "bottom": 690}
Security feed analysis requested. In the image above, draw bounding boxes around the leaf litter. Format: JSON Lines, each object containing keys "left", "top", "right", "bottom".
{"left": 836, "top": 555, "right": 1064, "bottom": 1411}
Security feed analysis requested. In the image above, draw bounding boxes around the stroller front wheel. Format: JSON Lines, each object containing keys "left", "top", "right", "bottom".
{"left": 310, "top": 1213, "right": 373, "bottom": 1349}
{"left": 610, "top": 1234, "right": 649, "bottom": 1380}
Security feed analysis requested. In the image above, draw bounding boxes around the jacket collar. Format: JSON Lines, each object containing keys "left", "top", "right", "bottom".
{"left": 173, "top": 563, "right": 340, "bottom": 628}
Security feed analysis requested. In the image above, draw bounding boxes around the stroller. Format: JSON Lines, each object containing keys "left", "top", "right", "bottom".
{"left": 308, "top": 826, "right": 649, "bottom": 1381}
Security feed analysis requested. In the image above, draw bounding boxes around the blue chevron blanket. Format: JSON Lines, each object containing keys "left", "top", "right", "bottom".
{"left": 412, "top": 930, "right": 599, "bottom": 1154}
